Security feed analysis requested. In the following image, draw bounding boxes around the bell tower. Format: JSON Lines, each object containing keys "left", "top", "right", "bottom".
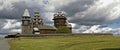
{"left": 22, "top": 9, "right": 31, "bottom": 34}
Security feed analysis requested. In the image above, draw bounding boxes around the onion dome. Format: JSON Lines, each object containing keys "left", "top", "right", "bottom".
{"left": 34, "top": 10, "right": 40, "bottom": 16}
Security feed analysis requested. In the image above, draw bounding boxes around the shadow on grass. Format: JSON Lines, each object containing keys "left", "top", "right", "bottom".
{"left": 57, "top": 41, "right": 107, "bottom": 50}
{"left": 100, "top": 48, "right": 120, "bottom": 50}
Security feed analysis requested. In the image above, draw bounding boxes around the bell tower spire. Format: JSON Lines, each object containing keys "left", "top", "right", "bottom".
{"left": 22, "top": 8, "right": 31, "bottom": 34}
{"left": 23, "top": 9, "right": 30, "bottom": 17}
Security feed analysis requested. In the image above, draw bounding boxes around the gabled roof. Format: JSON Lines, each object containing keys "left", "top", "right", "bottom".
{"left": 38, "top": 25, "right": 57, "bottom": 30}
{"left": 23, "top": 9, "right": 30, "bottom": 17}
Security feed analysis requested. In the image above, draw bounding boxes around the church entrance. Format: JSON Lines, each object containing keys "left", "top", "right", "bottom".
{"left": 33, "top": 27, "right": 40, "bottom": 34}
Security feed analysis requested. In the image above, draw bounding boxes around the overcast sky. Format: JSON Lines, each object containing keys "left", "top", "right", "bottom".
{"left": 0, "top": 0, "right": 120, "bottom": 33}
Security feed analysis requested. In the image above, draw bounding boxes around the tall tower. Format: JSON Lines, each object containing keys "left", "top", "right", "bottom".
{"left": 31, "top": 10, "right": 44, "bottom": 34}
{"left": 31, "top": 10, "right": 44, "bottom": 27}
{"left": 22, "top": 9, "right": 31, "bottom": 34}
{"left": 53, "top": 11, "right": 72, "bottom": 33}
{"left": 53, "top": 11, "right": 67, "bottom": 28}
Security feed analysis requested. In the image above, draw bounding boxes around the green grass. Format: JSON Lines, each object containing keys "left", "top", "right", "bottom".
{"left": 0, "top": 38, "right": 2, "bottom": 41}
{"left": 9, "top": 35, "right": 120, "bottom": 50}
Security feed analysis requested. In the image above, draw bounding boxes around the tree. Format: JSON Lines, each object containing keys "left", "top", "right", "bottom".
{"left": 56, "top": 26, "right": 71, "bottom": 34}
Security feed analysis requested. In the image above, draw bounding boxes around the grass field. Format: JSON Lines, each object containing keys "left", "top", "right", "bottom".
{"left": 0, "top": 38, "right": 1, "bottom": 41}
{"left": 9, "top": 35, "right": 120, "bottom": 50}
{"left": 0, "top": 38, "right": 2, "bottom": 41}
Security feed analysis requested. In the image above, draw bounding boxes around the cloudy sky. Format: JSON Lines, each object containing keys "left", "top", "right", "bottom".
{"left": 0, "top": 0, "right": 120, "bottom": 33}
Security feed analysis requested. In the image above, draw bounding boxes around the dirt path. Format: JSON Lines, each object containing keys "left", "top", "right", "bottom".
{"left": 0, "top": 39, "right": 11, "bottom": 50}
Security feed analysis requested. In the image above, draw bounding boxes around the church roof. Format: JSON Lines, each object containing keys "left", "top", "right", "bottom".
{"left": 38, "top": 25, "right": 57, "bottom": 30}
{"left": 23, "top": 9, "right": 30, "bottom": 17}
{"left": 53, "top": 11, "right": 66, "bottom": 19}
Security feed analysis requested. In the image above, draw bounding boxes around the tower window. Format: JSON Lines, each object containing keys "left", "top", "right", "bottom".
{"left": 23, "top": 21, "right": 29, "bottom": 25}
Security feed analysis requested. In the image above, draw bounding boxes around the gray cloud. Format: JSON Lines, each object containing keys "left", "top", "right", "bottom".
{"left": 57, "top": 0, "right": 97, "bottom": 16}
{"left": 0, "top": 19, "right": 21, "bottom": 33}
{"left": 56, "top": 0, "right": 120, "bottom": 26}
{"left": 54, "top": 0, "right": 103, "bottom": 25}
{"left": 0, "top": 0, "right": 120, "bottom": 33}
{"left": 0, "top": 0, "right": 46, "bottom": 19}
{"left": 0, "top": 0, "right": 48, "bottom": 33}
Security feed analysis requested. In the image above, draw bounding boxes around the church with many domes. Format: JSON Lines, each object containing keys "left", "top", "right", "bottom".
{"left": 22, "top": 9, "right": 72, "bottom": 34}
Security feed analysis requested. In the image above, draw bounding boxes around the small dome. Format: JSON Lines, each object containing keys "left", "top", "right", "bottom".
{"left": 34, "top": 11, "right": 39, "bottom": 14}
{"left": 34, "top": 9, "right": 40, "bottom": 16}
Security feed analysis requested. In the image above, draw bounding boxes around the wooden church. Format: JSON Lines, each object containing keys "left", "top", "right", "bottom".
{"left": 22, "top": 9, "right": 72, "bottom": 34}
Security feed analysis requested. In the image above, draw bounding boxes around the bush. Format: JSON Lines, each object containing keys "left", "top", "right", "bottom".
{"left": 56, "top": 26, "right": 71, "bottom": 33}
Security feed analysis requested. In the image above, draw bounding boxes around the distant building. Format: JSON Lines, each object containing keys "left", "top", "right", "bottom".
{"left": 22, "top": 9, "right": 72, "bottom": 34}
